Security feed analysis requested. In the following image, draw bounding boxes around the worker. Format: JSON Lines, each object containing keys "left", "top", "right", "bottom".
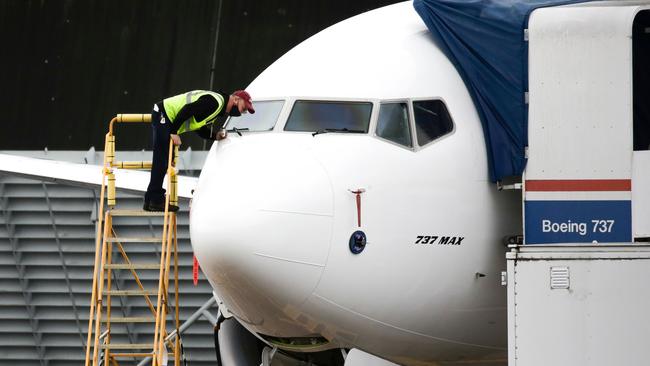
{"left": 144, "top": 90, "right": 255, "bottom": 212}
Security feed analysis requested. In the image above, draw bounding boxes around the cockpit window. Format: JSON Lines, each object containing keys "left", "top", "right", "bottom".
{"left": 284, "top": 100, "right": 372, "bottom": 133}
{"left": 376, "top": 102, "right": 412, "bottom": 147}
{"left": 413, "top": 100, "right": 453, "bottom": 146}
{"left": 226, "top": 100, "right": 284, "bottom": 131}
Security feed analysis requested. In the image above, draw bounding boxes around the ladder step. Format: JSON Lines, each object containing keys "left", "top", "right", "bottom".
{"left": 105, "top": 263, "right": 160, "bottom": 270}
{"left": 105, "top": 237, "right": 163, "bottom": 243}
{"left": 103, "top": 316, "right": 156, "bottom": 323}
{"left": 101, "top": 343, "right": 154, "bottom": 350}
{"left": 110, "top": 352, "right": 154, "bottom": 358}
{"left": 109, "top": 352, "right": 177, "bottom": 358}
{"left": 108, "top": 209, "right": 166, "bottom": 217}
{"left": 104, "top": 290, "right": 157, "bottom": 296}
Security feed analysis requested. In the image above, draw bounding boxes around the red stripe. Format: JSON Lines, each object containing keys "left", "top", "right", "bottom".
{"left": 526, "top": 179, "right": 631, "bottom": 192}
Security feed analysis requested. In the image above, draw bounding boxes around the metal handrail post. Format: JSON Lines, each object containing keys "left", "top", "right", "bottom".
{"left": 84, "top": 121, "right": 115, "bottom": 366}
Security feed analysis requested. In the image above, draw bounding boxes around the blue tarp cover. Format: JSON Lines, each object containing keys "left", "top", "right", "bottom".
{"left": 413, "top": 0, "right": 591, "bottom": 182}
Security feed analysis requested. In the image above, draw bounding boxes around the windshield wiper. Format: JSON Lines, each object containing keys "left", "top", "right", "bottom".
{"left": 312, "top": 128, "right": 365, "bottom": 137}
{"left": 227, "top": 127, "right": 249, "bottom": 136}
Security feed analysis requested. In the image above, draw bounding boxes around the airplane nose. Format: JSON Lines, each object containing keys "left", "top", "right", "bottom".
{"left": 190, "top": 138, "right": 333, "bottom": 329}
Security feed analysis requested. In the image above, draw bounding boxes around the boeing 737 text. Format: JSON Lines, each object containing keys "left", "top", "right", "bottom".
{"left": 541, "top": 219, "right": 615, "bottom": 236}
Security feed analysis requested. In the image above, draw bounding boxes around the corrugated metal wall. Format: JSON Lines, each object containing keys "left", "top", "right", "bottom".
{"left": 0, "top": 175, "right": 217, "bottom": 365}
{"left": 1, "top": 0, "right": 401, "bottom": 151}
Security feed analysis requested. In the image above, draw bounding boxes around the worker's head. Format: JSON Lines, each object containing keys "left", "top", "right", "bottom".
{"left": 227, "top": 90, "right": 255, "bottom": 117}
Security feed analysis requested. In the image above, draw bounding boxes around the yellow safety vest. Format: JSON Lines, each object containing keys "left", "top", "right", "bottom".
{"left": 163, "top": 90, "right": 225, "bottom": 134}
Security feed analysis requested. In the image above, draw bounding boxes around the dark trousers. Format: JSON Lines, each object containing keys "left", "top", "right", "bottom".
{"left": 145, "top": 107, "right": 171, "bottom": 203}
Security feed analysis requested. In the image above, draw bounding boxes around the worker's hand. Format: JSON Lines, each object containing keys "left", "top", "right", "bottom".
{"left": 170, "top": 134, "right": 182, "bottom": 146}
{"left": 237, "top": 98, "right": 247, "bottom": 114}
{"left": 216, "top": 129, "right": 227, "bottom": 141}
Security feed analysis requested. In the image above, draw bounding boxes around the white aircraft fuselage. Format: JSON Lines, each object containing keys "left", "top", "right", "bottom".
{"left": 191, "top": 2, "right": 521, "bottom": 365}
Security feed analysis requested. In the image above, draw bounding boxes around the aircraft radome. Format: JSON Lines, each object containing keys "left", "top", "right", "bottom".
{"left": 190, "top": 1, "right": 521, "bottom": 365}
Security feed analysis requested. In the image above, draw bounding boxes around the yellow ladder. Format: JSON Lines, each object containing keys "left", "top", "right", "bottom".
{"left": 85, "top": 114, "right": 181, "bottom": 366}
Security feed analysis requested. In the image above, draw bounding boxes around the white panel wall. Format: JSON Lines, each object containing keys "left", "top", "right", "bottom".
{"left": 527, "top": 6, "right": 635, "bottom": 179}
{"left": 508, "top": 246, "right": 650, "bottom": 366}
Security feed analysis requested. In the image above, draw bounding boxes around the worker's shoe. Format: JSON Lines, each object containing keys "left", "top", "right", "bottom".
{"left": 143, "top": 200, "right": 179, "bottom": 212}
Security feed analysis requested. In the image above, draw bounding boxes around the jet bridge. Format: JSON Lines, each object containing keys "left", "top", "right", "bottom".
{"left": 524, "top": 4, "right": 650, "bottom": 245}
{"left": 507, "top": 3, "right": 650, "bottom": 365}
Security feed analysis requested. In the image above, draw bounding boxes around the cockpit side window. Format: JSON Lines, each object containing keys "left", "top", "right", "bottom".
{"left": 413, "top": 100, "right": 453, "bottom": 146}
{"left": 284, "top": 100, "right": 372, "bottom": 133}
{"left": 376, "top": 102, "right": 412, "bottom": 147}
{"left": 226, "top": 100, "right": 284, "bottom": 131}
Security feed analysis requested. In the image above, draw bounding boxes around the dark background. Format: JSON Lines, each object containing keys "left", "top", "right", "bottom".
{"left": 1, "top": 0, "right": 402, "bottom": 150}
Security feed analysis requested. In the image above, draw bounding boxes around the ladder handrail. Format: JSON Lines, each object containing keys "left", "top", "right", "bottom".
{"left": 84, "top": 122, "right": 111, "bottom": 366}
{"left": 153, "top": 140, "right": 176, "bottom": 365}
